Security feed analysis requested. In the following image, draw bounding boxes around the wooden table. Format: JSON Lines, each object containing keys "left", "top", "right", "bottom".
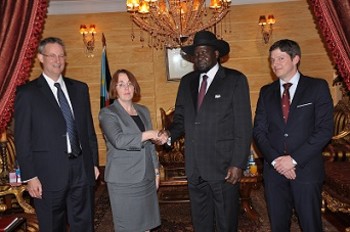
{"left": 239, "top": 174, "right": 263, "bottom": 222}
{"left": 158, "top": 171, "right": 262, "bottom": 222}
{"left": 158, "top": 177, "right": 189, "bottom": 203}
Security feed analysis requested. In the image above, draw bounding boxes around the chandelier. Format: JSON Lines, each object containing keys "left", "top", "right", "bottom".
{"left": 126, "top": 0, "right": 231, "bottom": 49}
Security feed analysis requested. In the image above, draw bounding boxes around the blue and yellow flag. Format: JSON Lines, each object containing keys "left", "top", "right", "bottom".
{"left": 100, "top": 34, "right": 112, "bottom": 108}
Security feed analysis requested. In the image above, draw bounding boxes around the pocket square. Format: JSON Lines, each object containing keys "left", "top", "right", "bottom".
{"left": 297, "top": 102, "right": 313, "bottom": 108}
{"left": 215, "top": 94, "right": 221, "bottom": 99}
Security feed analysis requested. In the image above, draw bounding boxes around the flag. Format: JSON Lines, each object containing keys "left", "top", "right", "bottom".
{"left": 100, "top": 34, "right": 112, "bottom": 108}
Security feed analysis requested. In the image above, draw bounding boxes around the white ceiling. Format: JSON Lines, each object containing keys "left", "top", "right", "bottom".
{"left": 48, "top": 0, "right": 301, "bottom": 15}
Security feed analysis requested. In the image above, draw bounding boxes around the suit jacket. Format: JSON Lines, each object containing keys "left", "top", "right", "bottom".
{"left": 14, "top": 75, "right": 98, "bottom": 191}
{"left": 169, "top": 65, "right": 252, "bottom": 181}
{"left": 253, "top": 74, "right": 333, "bottom": 183}
{"left": 99, "top": 100, "right": 159, "bottom": 184}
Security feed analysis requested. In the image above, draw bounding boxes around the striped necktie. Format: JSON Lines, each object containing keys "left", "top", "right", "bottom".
{"left": 54, "top": 83, "right": 81, "bottom": 158}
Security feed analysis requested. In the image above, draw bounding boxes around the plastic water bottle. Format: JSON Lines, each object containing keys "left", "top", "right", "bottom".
{"left": 249, "top": 151, "right": 255, "bottom": 165}
{"left": 15, "top": 162, "right": 21, "bottom": 183}
{"left": 244, "top": 151, "right": 254, "bottom": 176}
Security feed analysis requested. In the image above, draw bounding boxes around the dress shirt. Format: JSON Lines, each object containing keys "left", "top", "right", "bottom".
{"left": 43, "top": 73, "right": 74, "bottom": 153}
{"left": 198, "top": 63, "right": 219, "bottom": 93}
{"left": 272, "top": 71, "right": 301, "bottom": 167}
{"left": 279, "top": 71, "right": 300, "bottom": 103}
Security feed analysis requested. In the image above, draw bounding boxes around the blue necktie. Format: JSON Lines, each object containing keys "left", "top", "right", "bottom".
{"left": 54, "top": 83, "right": 81, "bottom": 158}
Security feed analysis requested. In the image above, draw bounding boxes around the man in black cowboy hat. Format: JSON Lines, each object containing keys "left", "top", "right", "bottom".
{"left": 166, "top": 30, "right": 252, "bottom": 231}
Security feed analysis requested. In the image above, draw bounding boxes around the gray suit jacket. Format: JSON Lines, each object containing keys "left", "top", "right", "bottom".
{"left": 99, "top": 100, "right": 159, "bottom": 184}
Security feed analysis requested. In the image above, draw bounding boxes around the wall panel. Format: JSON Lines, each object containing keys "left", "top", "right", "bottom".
{"left": 29, "top": 1, "right": 335, "bottom": 165}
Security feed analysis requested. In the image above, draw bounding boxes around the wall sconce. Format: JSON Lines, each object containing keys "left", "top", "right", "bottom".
{"left": 258, "top": 15, "right": 275, "bottom": 44}
{"left": 79, "top": 24, "right": 96, "bottom": 57}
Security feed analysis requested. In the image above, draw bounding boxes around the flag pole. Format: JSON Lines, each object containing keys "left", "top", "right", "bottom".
{"left": 102, "top": 33, "right": 106, "bottom": 48}
{"left": 100, "top": 33, "right": 112, "bottom": 108}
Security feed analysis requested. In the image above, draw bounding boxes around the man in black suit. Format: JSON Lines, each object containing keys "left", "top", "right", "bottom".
{"left": 166, "top": 31, "right": 252, "bottom": 232}
{"left": 14, "top": 37, "right": 99, "bottom": 232}
{"left": 253, "top": 39, "right": 333, "bottom": 231}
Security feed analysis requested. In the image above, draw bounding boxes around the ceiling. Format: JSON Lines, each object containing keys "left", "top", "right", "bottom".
{"left": 48, "top": 0, "right": 300, "bottom": 15}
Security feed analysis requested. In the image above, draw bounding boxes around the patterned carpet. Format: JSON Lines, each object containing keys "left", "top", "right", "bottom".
{"left": 94, "top": 183, "right": 339, "bottom": 232}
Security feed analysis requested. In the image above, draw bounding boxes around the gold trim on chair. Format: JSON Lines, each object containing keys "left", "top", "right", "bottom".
{"left": 322, "top": 191, "right": 350, "bottom": 214}
{"left": 0, "top": 128, "right": 35, "bottom": 214}
{"left": 0, "top": 184, "right": 35, "bottom": 214}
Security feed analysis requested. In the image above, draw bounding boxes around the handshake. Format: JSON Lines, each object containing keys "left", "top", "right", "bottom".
{"left": 148, "top": 129, "right": 170, "bottom": 145}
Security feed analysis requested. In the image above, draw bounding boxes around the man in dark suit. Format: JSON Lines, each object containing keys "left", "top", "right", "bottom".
{"left": 14, "top": 37, "right": 99, "bottom": 232}
{"left": 166, "top": 31, "right": 252, "bottom": 232}
{"left": 253, "top": 39, "right": 333, "bottom": 231}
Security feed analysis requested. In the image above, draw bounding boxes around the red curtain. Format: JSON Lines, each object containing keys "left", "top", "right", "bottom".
{"left": 308, "top": 0, "right": 350, "bottom": 90}
{"left": 0, "top": 0, "right": 48, "bottom": 133}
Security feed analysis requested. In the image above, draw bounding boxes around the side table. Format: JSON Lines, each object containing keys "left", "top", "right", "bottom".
{"left": 0, "top": 185, "right": 35, "bottom": 214}
{"left": 158, "top": 177, "right": 189, "bottom": 203}
{"left": 158, "top": 172, "right": 263, "bottom": 222}
{"left": 240, "top": 174, "right": 263, "bottom": 222}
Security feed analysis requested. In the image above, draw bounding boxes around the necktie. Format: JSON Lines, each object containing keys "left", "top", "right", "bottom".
{"left": 197, "top": 75, "right": 208, "bottom": 110}
{"left": 54, "top": 83, "right": 81, "bottom": 158}
{"left": 281, "top": 83, "right": 292, "bottom": 123}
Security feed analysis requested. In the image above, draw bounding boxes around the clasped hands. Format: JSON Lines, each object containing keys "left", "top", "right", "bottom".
{"left": 150, "top": 129, "right": 169, "bottom": 145}
{"left": 273, "top": 155, "right": 296, "bottom": 180}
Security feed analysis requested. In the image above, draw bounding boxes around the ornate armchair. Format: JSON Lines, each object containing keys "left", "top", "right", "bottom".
{"left": 322, "top": 97, "right": 350, "bottom": 231}
{"left": 158, "top": 107, "right": 185, "bottom": 178}
{"left": 0, "top": 128, "right": 35, "bottom": 214}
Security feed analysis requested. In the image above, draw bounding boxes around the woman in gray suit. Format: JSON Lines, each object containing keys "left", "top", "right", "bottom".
{"left": 99, "top": 69, "right": 162, "bottom": 232}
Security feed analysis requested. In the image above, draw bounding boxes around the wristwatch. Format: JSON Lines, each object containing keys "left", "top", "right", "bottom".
{"left": 166, "top": 137, "right": 171, "bottom": 146}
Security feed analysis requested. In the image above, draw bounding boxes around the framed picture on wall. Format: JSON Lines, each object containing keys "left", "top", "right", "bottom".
{"left": 166, "top": 48, "right": 194, "bottom": 81}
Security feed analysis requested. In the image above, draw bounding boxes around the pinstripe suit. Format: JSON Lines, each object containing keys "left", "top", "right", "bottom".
{"left": 169, "top": 65, "right": 252, "bottom": 231}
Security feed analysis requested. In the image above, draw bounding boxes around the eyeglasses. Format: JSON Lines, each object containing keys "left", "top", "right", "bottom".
{"left": 116, "top": 82, "right": 134, "bottom": 89}
{"left": 41, "top": 53, "right": 66, "bottom": 60}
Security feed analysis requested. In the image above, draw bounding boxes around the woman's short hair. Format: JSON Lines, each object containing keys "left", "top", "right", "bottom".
{"left": 109, "top": 69, "right": 141, "bottom": 100}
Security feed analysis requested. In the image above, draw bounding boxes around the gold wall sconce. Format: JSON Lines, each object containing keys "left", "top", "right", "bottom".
{"left": 258, "top": 15, "right": 275, "bottom": 44}
{"left": 79, "top": 24, "right": 96, "bottom": 57}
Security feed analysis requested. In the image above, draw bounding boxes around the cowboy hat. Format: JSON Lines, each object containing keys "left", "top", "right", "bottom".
{"left": 181, "top": 30, "right": 230, "bottom": 58}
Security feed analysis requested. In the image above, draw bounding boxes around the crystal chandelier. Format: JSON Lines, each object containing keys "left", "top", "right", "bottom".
{"left": 126, "top": 0, "right": 231, "bottom": 49}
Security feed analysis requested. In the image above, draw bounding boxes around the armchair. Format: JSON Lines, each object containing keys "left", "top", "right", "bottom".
{"left": 0, "top": 129, "right": 35, "bottom": 214}
{"left": 322, "top": 97, "right": 350, "bottom": 231}
{"left": 158, "top": 107, "right": 185, "bottom": 176}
